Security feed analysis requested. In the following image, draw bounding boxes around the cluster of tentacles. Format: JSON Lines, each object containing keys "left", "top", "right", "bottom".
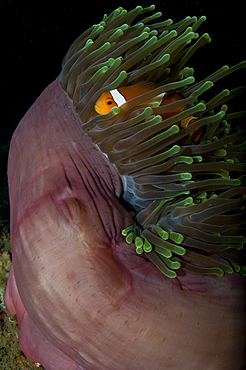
{"left": 59, "top": 5, "right": 246, "bottom": 278}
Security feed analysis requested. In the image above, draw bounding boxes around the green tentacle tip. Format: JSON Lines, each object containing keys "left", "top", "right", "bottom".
{"left": 170, "top": 261, "right": 181, "bottom": 270}
{"left": 193, "top": 156, "right": 203, "bottom": 162}
{"left": 162, "top": 267, "right": 177, "bottom": 278}
{"left": 135, "top": 237, "right": 144, "bottom": 254}
{"left": 135, "top": 236, "right": 143, "bottom": 247}
{"left": 211, "top": 268, "right": 224, "bottom": 277}
{"left": 170, "top": 145, "right": 181, "bottom": 155}
{"left": 182, "top": 156, "right": 193, "bottom": 164}
{"left": 166, "top": 125, "right": 180, "bottom": 136}
{"left": 85, "top": 39, "right": 94, "bottom": 47}
{"left": 180, "top": 172, "right": 192, "bottom": 180}
{"left": 169, "top": 231, "right": 184, "bottom": 244}
{"left": 164, "top": 258, "right": 181, "bottom": 270}
{"left": 143, "top": 238, "right": 152, "bottom": 253}
{"left": 184, "top": 76, "right": 195, "bottom": 85}
{"left": 230, "top": 261, "right": 243, "bottom": 274}
{"left": 108, "top": 106, "right": 120, "bottom": 116}
{"left": 224, "top": 126, "right": 230, "bottom": 134}
{"left": 175, "top": 197, "right": 193, "bottom": 208}
{"left": 122, "top": 225, "right": 135, "bottom": 236}
{"left": 108, "top": 29, "right": 124, "bottom": 42}
{"left": 168, "top": 271, "right": 177, "bottom": 278}
{"left": 126, "top": 232, "right": 136, "bottom": 244}
{"left": 204, "top": 33, "right": 211, "bottom": 42}
{"left": 120, "top": 23, "right": 129, "bottom": 31}
{"left": 153, "top": 225, "right": 169, "bottom": 240}
{"left": 185, "top": 197, "right": 194, "bottom": 205}
{"left": 149, "top": 4, "right": 156, "bottom": 10}
{"left": 239, "top": 266, "right": 246, "bottom": 277}
{"left": 214, "top": 149, "right": 227, "bottom": 156}
{"left": 136, "top": 246, "right": 143, "bottom": 254}
{"left": 196, "top": 192, "right": 207, "bottom": 200}
{"left": 170, "top": 244, "right": 186, "bottom": 256}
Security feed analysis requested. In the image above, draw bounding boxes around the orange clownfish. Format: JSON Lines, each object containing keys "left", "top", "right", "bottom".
{"left": 94, "top": 83, "right": 203, "bottom": 142}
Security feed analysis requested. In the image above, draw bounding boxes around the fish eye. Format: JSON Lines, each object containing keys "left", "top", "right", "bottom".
{"left": 106, "top": 98, "right": 114, "bottom": 106}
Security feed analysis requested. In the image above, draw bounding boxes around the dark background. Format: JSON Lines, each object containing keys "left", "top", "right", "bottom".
{"left": 0, "top": 0, "right": 245, "bottom": 226}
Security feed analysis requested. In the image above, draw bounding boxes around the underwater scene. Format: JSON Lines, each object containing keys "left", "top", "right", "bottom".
{"left": 1, "top": 2, "right": 245, "bottom": 369}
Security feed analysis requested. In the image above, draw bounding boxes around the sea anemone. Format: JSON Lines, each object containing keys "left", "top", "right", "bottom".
{"left": 60, "top": 5, "right": 246, "bottom": 279}
{"left": 4, "top": 5, "right": 246, "bottom": 370}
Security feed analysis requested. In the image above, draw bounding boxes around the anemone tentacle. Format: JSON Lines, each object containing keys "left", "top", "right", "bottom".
{"left": 60, "top": 5, "right": 246, "bottom": 278}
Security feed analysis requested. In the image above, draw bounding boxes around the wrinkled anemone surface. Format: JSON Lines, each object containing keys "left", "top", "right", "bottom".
{"left": 60, "top": 5, "right": 246, "bottom": 279}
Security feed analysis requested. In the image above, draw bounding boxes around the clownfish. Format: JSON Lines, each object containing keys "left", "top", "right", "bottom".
{"left": 94, "top": 83, "right": 203, "bottom": 142}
